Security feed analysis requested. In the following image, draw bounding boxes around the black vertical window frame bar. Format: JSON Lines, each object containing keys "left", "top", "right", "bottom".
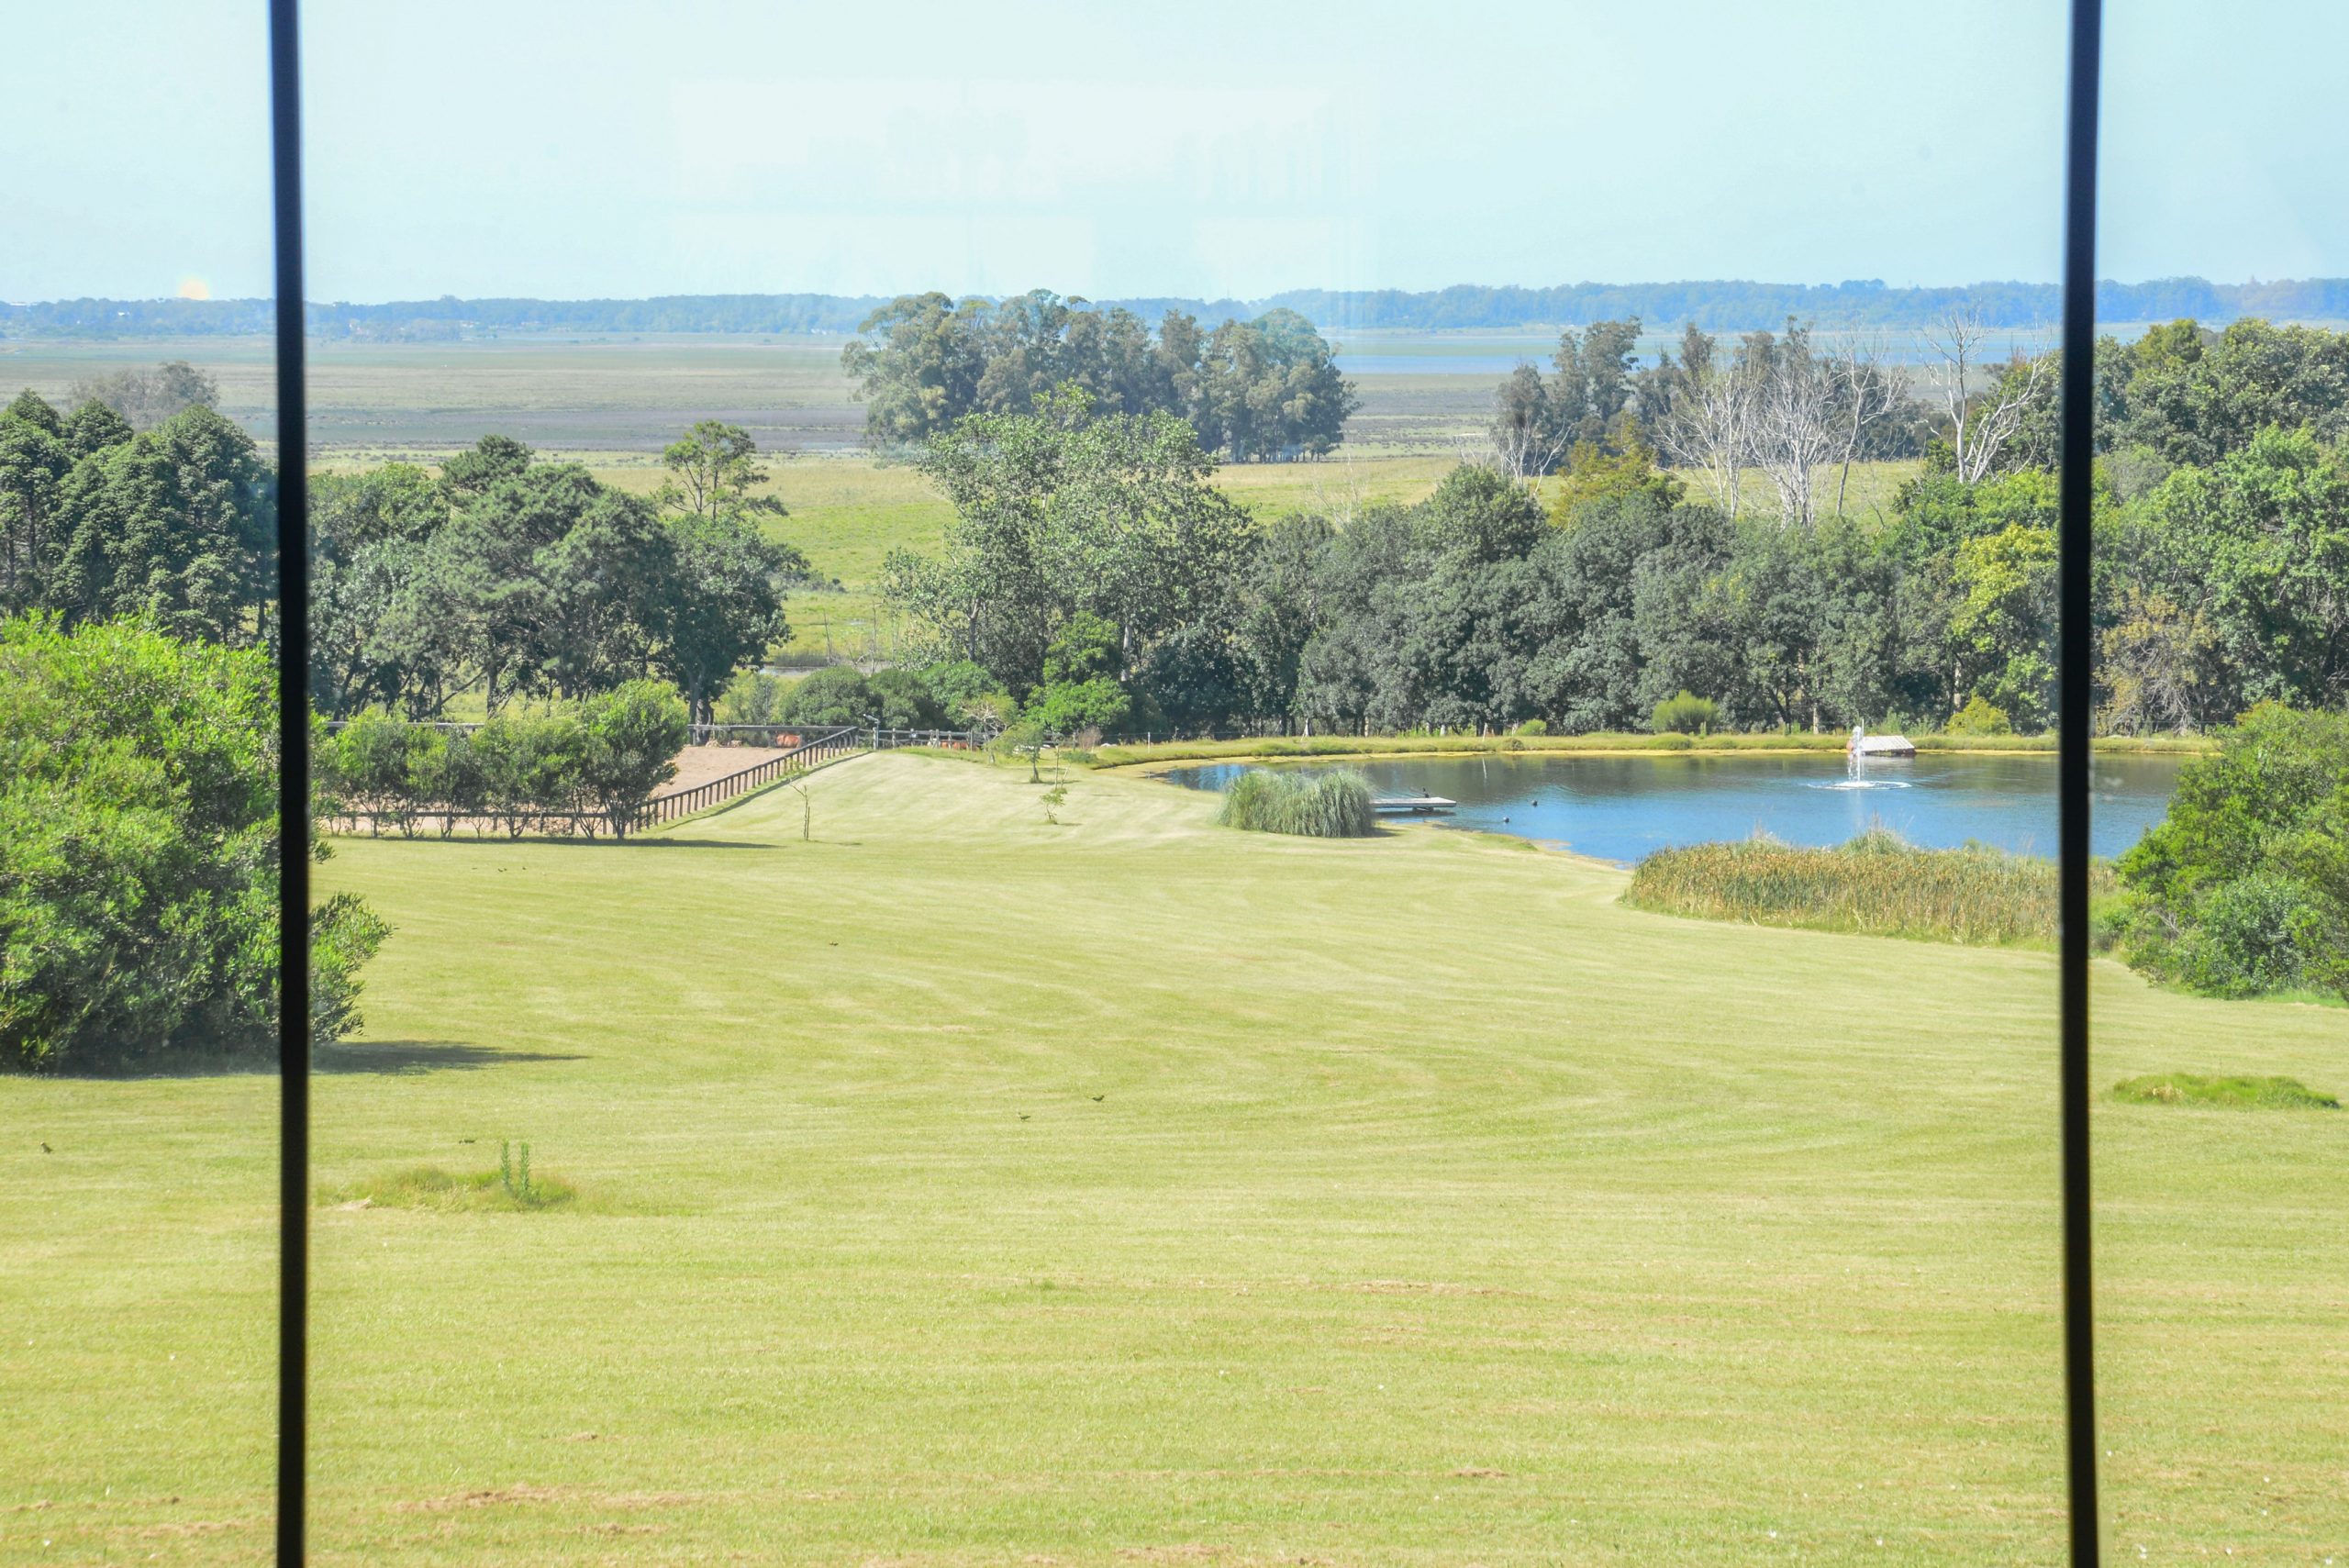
{"left": 270, "top": 0, "right": 310, "bottom": 1562}
{"left": 2059, "top": 0, "right": 2103, "bottom": 1563}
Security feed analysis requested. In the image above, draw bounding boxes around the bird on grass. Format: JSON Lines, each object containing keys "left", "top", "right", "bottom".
{"left": 1019, "top": 1113, "right": 1031, "bottom": 1121}
{"left": 40, "top": 1143, "right": 51, "bottom": 1154}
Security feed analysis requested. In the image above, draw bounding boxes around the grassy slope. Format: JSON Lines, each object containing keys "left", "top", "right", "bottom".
{"left": 4, "top": 754, "right": 2343, "bottom": 1564}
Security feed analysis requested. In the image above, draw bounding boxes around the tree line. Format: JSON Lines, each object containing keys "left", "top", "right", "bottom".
{"left": 881, "top": 317, "right": 2349, "bottom": 740}
{"left": 843, "top": 290, "right": 1356, "bottom": 459}
{"left": 1, "top": 382, "right": 811, "bottom": 728}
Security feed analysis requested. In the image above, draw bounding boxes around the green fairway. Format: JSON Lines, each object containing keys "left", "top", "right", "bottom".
{"left": 4, "top": 753, "right": 2342, "bottom": 1564}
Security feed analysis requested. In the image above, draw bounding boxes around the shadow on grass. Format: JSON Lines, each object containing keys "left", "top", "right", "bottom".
{"left": 314, "top": 1040, "right": 587, "bottom": 1074}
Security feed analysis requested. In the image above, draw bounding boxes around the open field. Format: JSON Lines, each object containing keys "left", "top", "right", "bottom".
{"left": 4, "top": 752, "right": 2343, "bottom": 1564}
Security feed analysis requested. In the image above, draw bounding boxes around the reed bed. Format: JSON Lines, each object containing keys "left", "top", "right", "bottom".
{"left": 1623, "top": 828, "right": 2092, "bottom": 948}
{"left": 1216, "top": 767, "right": 1376, "bottom": 838}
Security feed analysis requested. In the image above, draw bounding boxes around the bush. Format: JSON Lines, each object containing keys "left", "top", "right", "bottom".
{"left": 1650, "top": 691, "right": 1720, "bottom": 734}
{"left": 1946, "top": 695, "right": 2014, "bottom": 736}
{"left": 575, "top": 680, "right": 688, "bottom": 837}
{"left": 1216, "top": 768, "right": 1375, "bottom": 838}
{"left": 716, "top": 670, "right": 785, "bottom": 727}
{"left": 1, "top": 616, "right": 386, "bottom": 1072}
{"left": 780, "top": 664, "right": 874, "bottom": 728}
{"left": 1026, "top": 676, "right": 1131, "bottom": 737}
{"left": 1625, "top": 828, "right": 2076, "bottom": 947}
{"left": 1515, "top": 718, "right": 1550, "bottom": 737}
{"left": 2114, "top": 703, "right": 2349, "bottom": 998}
{"left": 869, "top": 666, "right": 947, "bottom": 729}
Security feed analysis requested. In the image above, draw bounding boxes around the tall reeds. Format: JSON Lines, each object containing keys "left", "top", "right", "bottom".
{"left": 1623, "top": 828, "right": 2092, "bottom": 947}
{"left": 1216, "top": 768, "right": 1376, "bottom": 838}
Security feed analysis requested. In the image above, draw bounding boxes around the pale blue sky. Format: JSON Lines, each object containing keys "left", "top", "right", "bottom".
{"left": 4, "top": 0, "right": 2343, "bottom": 304}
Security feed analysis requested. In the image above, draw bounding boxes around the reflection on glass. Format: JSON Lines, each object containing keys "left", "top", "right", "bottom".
{"left": 2092, "top": 2, "right": 2349, "bottom": 1557}
{"left": 0, "top": 4, "right": 284, "bottom": 1561}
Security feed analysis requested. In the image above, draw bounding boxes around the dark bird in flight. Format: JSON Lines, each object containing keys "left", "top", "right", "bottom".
{"left": 1090, "top": 1095, "right": 1106, "bottom": 1102}
{"left": 1019, "top": 1113, "right": 1031, "bottom": 1121}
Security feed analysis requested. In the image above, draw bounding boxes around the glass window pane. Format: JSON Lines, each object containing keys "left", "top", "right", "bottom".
{"left": 295, "top": 2, "right": 2085, "bottom": 1560}
{"left": 2095, "top": 2, "right": 2349, "bottom": 1556}
{"left": 0, "top": 5, "right": 284, "bottom": 1559}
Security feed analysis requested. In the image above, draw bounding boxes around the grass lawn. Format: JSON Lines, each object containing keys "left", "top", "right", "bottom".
{"left": 3, "top": 754, "right": 2342, "bottom": 1564}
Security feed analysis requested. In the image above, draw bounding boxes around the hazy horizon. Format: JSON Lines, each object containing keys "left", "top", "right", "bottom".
{"left": 6, "top": 1, "right": 2343, "bottom": 305}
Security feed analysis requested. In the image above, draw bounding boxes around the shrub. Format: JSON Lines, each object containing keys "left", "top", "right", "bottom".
{"left": 2113, "top": 703, "right": 2349, "bottom": 999}
{"left": 1216, "top": 768, "right": 1375, "bottom": 838}
{"left": 1624, "top": 828, "right": 2076, "bottom": 947}
{"left": 1650, "top": 691, "right": 1720, "bottom": 734}
{"left": 0, "top": 616, "right": 386, "bottom": 1072}
{"left": 1026, "top": 676, "right": 1131, "bottom": 737}
{"left": 1946, "top": 695, "right": 2014, "bottom": 736}
{"left": 869, "top": 666, "right": 947, "bottom": 729}
{"left": 575, "top": 681, "right": 688, "bottom": 836}
{"left": 780, "top": 664, "right": 875, "bottom": 728}
{"left": 1515, "top": 718, "right": 1549, "bottom": 737}
{"left": 716, "top": 670, "right": 785, "bottom": 727}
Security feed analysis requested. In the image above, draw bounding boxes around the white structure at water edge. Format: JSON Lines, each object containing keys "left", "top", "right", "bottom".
{"left": 1849, "top": 724, "right": 1917, "bottom": 759}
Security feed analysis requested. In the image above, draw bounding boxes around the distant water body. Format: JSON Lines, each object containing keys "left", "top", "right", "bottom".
{"left": 1165, "top": 751, "right": 2186, "bottom": 865}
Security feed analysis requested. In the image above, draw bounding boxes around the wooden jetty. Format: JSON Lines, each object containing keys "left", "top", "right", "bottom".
{"left": 1373, "top": 794, "right": 1457, "bottom": 815}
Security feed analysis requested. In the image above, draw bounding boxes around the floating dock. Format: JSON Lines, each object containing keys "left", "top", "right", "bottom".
{"left": 1373, "top": 795, "right": 1457, "bottom": 815}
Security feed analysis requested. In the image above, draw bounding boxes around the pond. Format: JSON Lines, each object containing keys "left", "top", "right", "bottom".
{"left": 1164, "top": 751, "right": 2188, "bottom": 865}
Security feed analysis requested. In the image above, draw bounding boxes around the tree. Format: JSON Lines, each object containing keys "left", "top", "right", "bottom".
{"left": 654, "top": 511, "right": 796, "bottom": 726}
{"left": 1924, "top": 309, "right": 2053, "bottom": 484}
{"left": 1947, "top": 523, "right": 2059, "bottom": 728}
{"left": 2114, "top": 703, "right": 2349, "bottom": 998}
{"left": 0, "top": 394, "right": 71, "bottom": 611}
{"left": 63, "top": 360, "right": 220, "bottom": 430}
{"left": 575, "top": 680, "right": 688, "bottom": 837}
{"left": 886, "top": 387, "right": 1257, "bottom": 697}
{"left": 48, "top": 405, "right": 273, "bottom": 644}
{"left": 1654, "top": 326, "right": 1756, "bottom": 519}
{"left": 656, "top": 419, "right": 789, "bottom": 524}
{"left": 2135, "top": 428, "right": 2349, "bottom": 713}
{"left": 1, "top": 617, "right": 385, "bottom": 1071}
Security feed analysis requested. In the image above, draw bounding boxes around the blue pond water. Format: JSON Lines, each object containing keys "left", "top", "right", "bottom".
{"left": 1166, "top": 751, "right": 2185, "bottom": 865}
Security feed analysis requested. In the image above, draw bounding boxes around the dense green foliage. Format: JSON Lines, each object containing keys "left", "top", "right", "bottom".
{"left": 309, "top": 425, "right": 807, "bottom": 723}
{"left": 843, "top": 290, "right": 1355, "bottom": 459}
{"left": 1215, "top": 768, "right": 1376, "bottom": 838}
{"left": 2110, "top": 704, "right": 2349, "bottom": 999}
{"left": 1625, "top": 828, "right": 2070, "bottom": 947}
{"left": 323, "top": 681, "right": 689, "bottom": 839}
{"left": 0, "top": 617, "right": 384, "bottom": 1072}
{"left": 1, "top": 388, "right": 273, "bottom": 640}
{"left": 2110, "top": 1073, "right": 2340, "bottom": 1109}
{"left": 874, "top": 317, "right": 2349, "bottom": 741}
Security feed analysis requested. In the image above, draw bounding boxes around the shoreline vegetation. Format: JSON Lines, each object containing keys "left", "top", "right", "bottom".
{"left": 1093, "top": 728, "right": 2212, "bottom": 771}
{"left": 1621, "top": 828, "right": 2088, "bottom": 951}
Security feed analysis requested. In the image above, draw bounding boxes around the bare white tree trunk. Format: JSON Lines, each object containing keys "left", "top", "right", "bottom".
{"left": 1925, "top": 309, "right": 2052, "bottom": 484}
{"left": 1751, "top": 328, "right": 1836, "bottom": 528}
{"left": 1657, "top": 359, "right": 1753, "bottom": 520}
